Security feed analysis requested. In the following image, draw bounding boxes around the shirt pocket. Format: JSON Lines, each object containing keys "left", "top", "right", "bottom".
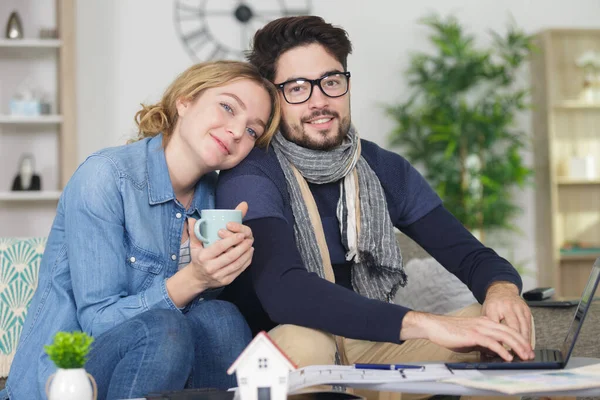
{"left": 125, "top": 241, "right": 164, "bottom": 291}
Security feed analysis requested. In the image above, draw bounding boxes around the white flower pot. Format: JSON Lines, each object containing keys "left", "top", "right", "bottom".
{"left": 46, "top": 368, "right": 97, "bottom": 400}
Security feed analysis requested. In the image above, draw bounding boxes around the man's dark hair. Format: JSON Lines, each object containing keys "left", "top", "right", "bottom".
{"left": 247, "top": 16, "right": 353, "bottom": 82}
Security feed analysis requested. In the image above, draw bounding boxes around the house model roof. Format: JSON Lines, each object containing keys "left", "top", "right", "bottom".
{"left": 227, "top": 331, "right": 297, "bottom": 374}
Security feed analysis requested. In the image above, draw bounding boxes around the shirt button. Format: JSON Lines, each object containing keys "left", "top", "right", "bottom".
{"left": 198, "top": 298, "right": 204, "bottom": 302}
{"left": 171, "top": 254, "right": 177, "bottom": 261}
{"left": 129, "top": 256, "right": 136, "bottom": 263}
{"left": 176, "top": 212, "right": 182, "bottom": 219}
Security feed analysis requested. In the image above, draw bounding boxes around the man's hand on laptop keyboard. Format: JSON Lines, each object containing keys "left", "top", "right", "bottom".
{"left": 482, "top": 281, "right": 534, "bottom": 350}
{"left": 400, "top": 311, "right": 535, "bottom": 362}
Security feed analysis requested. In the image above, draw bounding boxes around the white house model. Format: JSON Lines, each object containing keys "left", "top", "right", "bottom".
{"left": 228, "top": 331, "right": 297, "bottom": 400}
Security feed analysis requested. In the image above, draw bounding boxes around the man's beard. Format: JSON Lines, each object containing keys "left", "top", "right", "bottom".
{"left": 279, "top": 110, "right": 351, "bottom": 151}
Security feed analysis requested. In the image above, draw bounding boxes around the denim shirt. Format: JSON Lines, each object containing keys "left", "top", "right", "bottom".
{"left": 4, "top": 135, "right": 216, "bottom": 399}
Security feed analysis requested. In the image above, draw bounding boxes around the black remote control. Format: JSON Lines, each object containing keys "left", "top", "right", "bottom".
{"left": 522, "top": 287, "right": 555, "bottom": 301}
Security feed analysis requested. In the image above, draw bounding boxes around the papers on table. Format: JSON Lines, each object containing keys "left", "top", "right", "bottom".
{"left": 444, "top": 363, "right": 600, "bottom": 395}
{"left": 288, "top": 364, "right": 482, "bottom": 393}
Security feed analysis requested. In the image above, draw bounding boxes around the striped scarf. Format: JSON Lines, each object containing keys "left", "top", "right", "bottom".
{"left": 271, "top": 126, "right": 407, "bottom": 303}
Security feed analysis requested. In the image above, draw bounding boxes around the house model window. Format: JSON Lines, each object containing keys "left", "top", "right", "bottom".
{"left": 258, "top": 358, "right": 268, "bottom": 369}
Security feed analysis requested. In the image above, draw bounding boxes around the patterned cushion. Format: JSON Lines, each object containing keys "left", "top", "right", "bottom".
{"left": 0, "top": 238, "right": 46, "bottom": 377}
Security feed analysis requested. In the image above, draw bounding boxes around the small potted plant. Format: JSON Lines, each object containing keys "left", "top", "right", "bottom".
{"left": 44, "top": 331, "right": 97, "bottom": 400}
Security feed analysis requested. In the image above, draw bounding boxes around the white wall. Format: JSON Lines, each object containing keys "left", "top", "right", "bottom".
{"left": 76, "top": 0, "right": 600, "bottom": 289}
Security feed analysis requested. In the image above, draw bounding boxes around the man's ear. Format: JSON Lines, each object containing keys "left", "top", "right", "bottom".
{"left": 176, "top": 97, "right": 190, "bottom": 117}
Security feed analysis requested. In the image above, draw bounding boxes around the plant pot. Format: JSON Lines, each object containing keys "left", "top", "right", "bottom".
{"left": 46, "top": 368, "right": 97, "bottom": 400}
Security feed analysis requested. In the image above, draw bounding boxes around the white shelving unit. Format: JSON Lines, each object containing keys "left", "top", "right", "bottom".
{"left": 0, "top": 0, "right": 76, "bottom": 237}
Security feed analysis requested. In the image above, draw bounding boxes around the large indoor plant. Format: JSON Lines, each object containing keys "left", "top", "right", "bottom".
{"left": 386, "top": 15, "right": 535, "bottom": 245}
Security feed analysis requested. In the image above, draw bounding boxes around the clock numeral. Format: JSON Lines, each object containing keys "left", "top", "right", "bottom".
{"left": 280, "top": 0, "right": 313, "bottom": 12}
{"left": 176, "top": 3, "right": 205, "bottom": 17}
{"left": 253, "top": 15, "right": 274, "bottom": 24}
{"left": 208, "top": 45, "right": 228, "bottom": 61}
{"left": 183, "top": 27, "right": 207, "bottom": 43}
{"left": 182, "top": 26, "right": 214, "bottom": 54}
{"left": 256, "top": 9, "right": 312, "bottom": 17}
{"left": 283, "top": 8, "right": 311, "bottom": 16}
{"left": 241, "top": 25, "right": 249, "bottom": 51}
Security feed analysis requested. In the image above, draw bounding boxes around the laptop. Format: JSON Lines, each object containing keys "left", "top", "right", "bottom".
{"left": 446, "top": 257, "right": 600, "bottom": 370}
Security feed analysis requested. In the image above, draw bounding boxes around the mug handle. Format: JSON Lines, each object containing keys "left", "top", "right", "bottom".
{"left": 193, "top": 218, "right": 209, "bottom": 243}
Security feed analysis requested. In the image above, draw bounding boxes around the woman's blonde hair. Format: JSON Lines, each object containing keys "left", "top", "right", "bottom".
{"left": 133, "top": 60, "right": 280, "bottom": 148}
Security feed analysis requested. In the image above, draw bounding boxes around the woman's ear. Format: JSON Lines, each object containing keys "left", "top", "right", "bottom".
{"left": 176, "top": 97, "right": 190, "bottom": 117}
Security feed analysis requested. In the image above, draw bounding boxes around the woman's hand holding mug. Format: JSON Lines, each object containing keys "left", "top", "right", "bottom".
{"left": 187, "top": 202, "right": 254, "bottom": 290}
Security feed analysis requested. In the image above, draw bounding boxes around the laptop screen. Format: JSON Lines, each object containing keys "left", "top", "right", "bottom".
{"left": 560, "top": 258, "right": 600, "bottom": 362}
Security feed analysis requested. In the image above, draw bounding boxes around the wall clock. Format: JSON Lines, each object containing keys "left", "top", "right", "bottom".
{"left": 174, "top": 0, "right": 312, "bottom": 62}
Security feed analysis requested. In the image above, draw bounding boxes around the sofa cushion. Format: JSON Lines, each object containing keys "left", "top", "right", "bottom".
{"left": 0, "top": 238, "right": 46, "bottom": 377}
{"left": 394, "top": 257, "right": 477, "bottom": 314}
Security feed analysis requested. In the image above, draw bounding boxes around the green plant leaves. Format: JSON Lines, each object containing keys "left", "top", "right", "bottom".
{"left": 44, "top": 331, "right": 94, "bottom": 369}
{"left": 387, "top": 13, "right": 534, "bottom": 237}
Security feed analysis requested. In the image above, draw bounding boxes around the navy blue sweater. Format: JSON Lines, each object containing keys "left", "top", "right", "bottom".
{"left": 216, "top": 140, "right": 522, "bottom": 344}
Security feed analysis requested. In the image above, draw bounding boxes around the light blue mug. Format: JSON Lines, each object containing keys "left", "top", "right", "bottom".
{"left": 194, "top": 209, "right": 243, "bottom": 246}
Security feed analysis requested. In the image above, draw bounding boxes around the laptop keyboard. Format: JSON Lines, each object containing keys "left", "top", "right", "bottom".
{"left": 483, "top": 349, "right": 562, "bottom": 363}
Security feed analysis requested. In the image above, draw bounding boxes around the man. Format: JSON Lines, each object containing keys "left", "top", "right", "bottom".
{"left": 217, "top": 15, "right": 534, "bottom": 370}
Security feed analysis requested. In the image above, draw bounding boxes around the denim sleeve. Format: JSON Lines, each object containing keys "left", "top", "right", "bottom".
{"left": 64, "top": 155, "right": 179, "bottom": 337}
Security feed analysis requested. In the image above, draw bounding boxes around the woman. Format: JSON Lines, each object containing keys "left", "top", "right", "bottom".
{"left": 3, "top": 61, "right": 280, "bottom": 400}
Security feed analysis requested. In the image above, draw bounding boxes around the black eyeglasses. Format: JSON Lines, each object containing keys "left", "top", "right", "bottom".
{"left": 275, "top": 71, "right": 351, "bottom": 104}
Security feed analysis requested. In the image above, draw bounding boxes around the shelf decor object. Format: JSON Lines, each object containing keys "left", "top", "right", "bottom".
{"left": 568, "top": 155, "right": 597, "bottom": 181}
{"left": 11, "top": 154, "right": 42, "bottom": 191}
{"left": 5, "top": 11, "right": 24, "bottom": 39}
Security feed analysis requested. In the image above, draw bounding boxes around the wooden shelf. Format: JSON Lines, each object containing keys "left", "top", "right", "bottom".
{"left": 560, "top": 251, "right": 600, "bottom": 261}
{"left": 0, "top": 39, "right": 61, "bottom": 48}
{"left": 0, "top": 191, "right": 61, "bottom": 202}
{"left": 557, "top": 178, "right": 600, "bottom": 185}
{"left": 554, "top": 100, "right": 600, "bottom": 110}
{"left": 0, "top": 115, "right": 63, "bottom": 124}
